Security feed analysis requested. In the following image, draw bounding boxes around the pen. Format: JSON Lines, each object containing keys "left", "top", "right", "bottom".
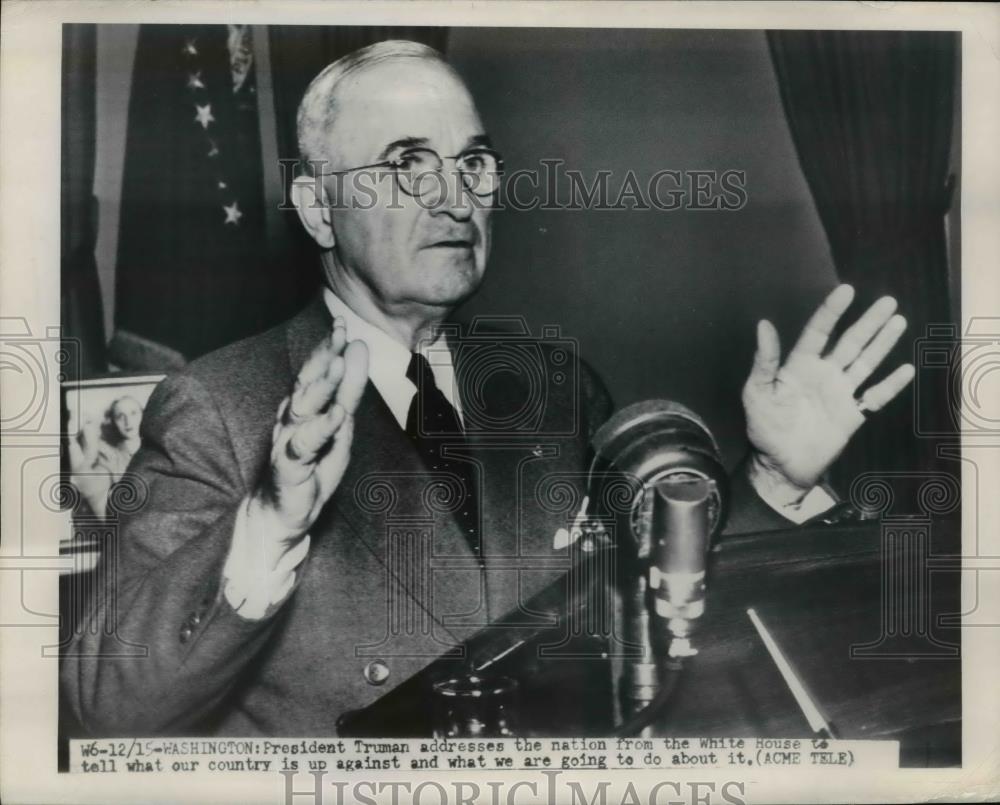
{"left": 747, "top": 607, "right": 839, "bottom": 740}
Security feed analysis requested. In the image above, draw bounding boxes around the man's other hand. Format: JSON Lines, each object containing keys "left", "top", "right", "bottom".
{"left": 742, "top": 284, "right": 915, "bottom": 500}
{"left": 255, "top": 316, "right": 369, "bottom": 538}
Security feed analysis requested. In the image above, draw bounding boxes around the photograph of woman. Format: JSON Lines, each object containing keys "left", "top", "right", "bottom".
{"left": 63, "top": 378, "right": 162, "bottom": 520}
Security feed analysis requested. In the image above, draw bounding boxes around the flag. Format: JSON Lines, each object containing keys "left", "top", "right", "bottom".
{"left": 113, "top": 25, "right": 307, "bottom": 366}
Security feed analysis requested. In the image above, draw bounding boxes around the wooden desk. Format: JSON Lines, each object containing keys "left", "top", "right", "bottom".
{"left": 341, "top": 517, "right": 961, "bottom": 767}
{"left": 662, "top": 517, "right": 961, "bottom": 766}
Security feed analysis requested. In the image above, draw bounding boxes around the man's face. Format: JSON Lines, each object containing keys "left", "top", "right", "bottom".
{"left": 321, "top": 59, "right": 493, "bottom": 311}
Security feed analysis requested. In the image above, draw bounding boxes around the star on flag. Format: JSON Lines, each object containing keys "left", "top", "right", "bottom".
{"left": 195, "top": 104, "right": 215, "bottom": 129}
{"left": 187, "top": 71, "right": 205, "bottom": 90}
{"left": 223, "top": 201, "right": 243, "bottom": 226}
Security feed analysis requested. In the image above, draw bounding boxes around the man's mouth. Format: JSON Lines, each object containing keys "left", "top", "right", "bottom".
{"left": 426, "top": 237, "right": 475, "bottom": 249}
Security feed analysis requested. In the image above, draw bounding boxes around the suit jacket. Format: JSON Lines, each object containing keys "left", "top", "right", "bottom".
{"left": 61, "top": 296, "right": 789, "bottom": 736}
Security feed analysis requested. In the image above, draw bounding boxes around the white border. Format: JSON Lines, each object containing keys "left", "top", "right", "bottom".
{"left": 2, "top": 2, "right": 998, "bottom": 803}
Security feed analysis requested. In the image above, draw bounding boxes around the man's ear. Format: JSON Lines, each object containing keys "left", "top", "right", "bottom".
{"left": 291, "top": 175, "right": 336, "bottom": 249}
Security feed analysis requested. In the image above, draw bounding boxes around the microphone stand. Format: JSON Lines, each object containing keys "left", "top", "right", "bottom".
{"left": 617, "top": 477, "right": 713, "bottom": 736}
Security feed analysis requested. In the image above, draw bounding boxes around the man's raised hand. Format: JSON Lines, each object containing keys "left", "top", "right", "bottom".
{"left": 256, "top": 317, "right": 369, "bottom": 537}
{"left": 742, "top": 284, "right": 915, "bottom": 496}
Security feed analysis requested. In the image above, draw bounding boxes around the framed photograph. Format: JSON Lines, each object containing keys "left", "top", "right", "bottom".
{"left": 61, "top": 374, "right": 164, "bottom": 523}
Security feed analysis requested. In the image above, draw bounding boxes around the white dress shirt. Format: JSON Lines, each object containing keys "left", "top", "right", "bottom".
{"left": 321, "top": 287, "right": 462, "bottom": 428}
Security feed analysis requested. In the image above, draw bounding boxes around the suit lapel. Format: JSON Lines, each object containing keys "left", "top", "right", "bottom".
{"left": 328, "top": 380, "right": 486, "bottom": 647}
{"left": 450, "top": 327, "right": 571, "bottom": 621}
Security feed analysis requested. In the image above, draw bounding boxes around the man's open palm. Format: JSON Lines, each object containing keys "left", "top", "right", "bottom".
{"left": 260, "top": 317, "right": 369, "bottom": 536}
{"left": 742, "top": 284, "right": 915, "bottom": 491}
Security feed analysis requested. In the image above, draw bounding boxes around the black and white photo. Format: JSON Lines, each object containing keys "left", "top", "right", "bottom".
{"left": 2, "top": 4, "right": 998, "bottom": 804}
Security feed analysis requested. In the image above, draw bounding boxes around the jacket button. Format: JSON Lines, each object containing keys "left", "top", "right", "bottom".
{"left": 179, "top": 626, "right": 193, "bottom": 644}
{"left": 363, "top": 659, "right": 390, "bottom": 686}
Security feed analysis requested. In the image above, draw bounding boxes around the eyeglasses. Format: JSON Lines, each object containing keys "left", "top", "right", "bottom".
{"left": 319, "top": 147, "right": 504, "bottom": 202}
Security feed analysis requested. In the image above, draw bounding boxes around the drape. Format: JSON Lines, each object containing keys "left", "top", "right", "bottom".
{"left": 767, "top": 30, "right": 958, "bottom": 482}
{"left": 62, "top": 24, "right": 107, "bottom": 377}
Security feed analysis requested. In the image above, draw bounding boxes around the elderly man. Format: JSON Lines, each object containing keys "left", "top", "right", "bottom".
{"left": 62, "top": 41, "right": 913, "bottom": 736}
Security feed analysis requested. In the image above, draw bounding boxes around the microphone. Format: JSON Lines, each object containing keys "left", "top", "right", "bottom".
{"left": 587, "top": 400, "right": 727, "bottom": 723}
{"left": 648, "top": 477, "right": 712, "bottom": 658}
{"left": 587, "top": 399, "right": 728, "bottom": 557}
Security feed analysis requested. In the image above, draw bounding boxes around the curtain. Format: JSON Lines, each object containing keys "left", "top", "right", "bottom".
{"left": 62, "top": 24, "right": 107, "bottom": 378}
{"left": 265, "top": 26, "right": 450, "bottom": 277}
{"left": 767, "top": 30, "right": 958, "bottom": 483}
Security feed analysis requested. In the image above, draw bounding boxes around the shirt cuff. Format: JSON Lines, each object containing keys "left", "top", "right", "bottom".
{"left": 222, "top": 497, "right": 311, "bottom": 620}
{"left": 758, "top": 483, "right": 838, "bottom": 525}
{"left": 747, "top": 456, "right": 838, "bottom": 525}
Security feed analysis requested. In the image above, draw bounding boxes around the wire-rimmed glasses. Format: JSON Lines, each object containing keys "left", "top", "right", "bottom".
{"left": 319, "top": 146, "right": 504, "bottom": 205}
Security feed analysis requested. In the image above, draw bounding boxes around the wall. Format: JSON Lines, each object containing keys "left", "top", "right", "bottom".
{"left": 447, "top": 28, "right": 838, "bottom": 462}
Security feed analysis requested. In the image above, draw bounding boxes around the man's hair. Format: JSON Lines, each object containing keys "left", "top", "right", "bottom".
{"left": 296, "top": 40, "right": 449, "bottom": 172}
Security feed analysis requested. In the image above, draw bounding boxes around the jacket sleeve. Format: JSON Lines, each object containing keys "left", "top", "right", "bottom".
{"left": 60, "top": 371, "right": 290, "bottom": 736}
{"left": 722, "top": 453, "right": 798, "bottom": 535}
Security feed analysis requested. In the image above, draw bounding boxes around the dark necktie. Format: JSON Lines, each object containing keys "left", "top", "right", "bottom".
{"left": 405, "top": 352, "right": 481, "bottom": 561}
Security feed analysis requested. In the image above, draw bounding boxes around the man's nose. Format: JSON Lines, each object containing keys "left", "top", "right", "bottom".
{"left": 428, "top": 169, "right": 475, "bottom": 221}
